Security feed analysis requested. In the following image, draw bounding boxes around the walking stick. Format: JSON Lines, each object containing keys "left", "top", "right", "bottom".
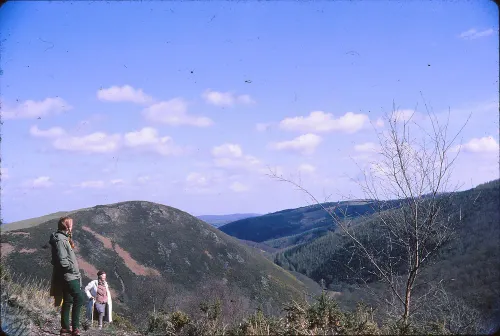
{"left": 91, "top": 300, "right": 95, "bottom": 328}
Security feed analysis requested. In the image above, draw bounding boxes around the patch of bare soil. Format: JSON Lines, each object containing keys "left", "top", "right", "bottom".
{"left": 114, "top": 244, "right": 161, "bottom": 276}
{"left": 77, "top": 256, "right": 100, "bottom": 279}
{"left": 77, "top": 227, "right": 160, "bottom": 278}
{"left": 1, "top": 243, "right": 15, "bottom": 259}
{"left": 204, "top": 250, "right": 213, "bottom": 259}
{"left": 31, "top": 315, "right": 141, "bottom": 336}
{"left": 10, "top": 231, "right": 31, "bottom": 236}
{"left": 82, "top": 226, "right": 113, "bottom": 250}
{"left": 19, "top": 248, "right": 37, "bottom": 254}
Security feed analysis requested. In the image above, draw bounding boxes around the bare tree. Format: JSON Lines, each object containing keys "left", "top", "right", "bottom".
{"left": 268, "top": 99, "right": 474, "bottom": 332}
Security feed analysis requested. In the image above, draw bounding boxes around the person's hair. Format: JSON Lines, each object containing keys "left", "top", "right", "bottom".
{"left": 97, "top": 271, "right": 106, "bottom": 278}
{"left": 58, "top": 216, "right": 72, "bottom": 231}
{"left": 58, "top": 216, "right": 75, "bottom": 249}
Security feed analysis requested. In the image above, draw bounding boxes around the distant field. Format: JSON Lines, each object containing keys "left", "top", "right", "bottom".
{"left": 1, "top": 208, "right": 93, "bottom": 232}
{"left": 1, "top": 212, "right": 69, "bottom": 232}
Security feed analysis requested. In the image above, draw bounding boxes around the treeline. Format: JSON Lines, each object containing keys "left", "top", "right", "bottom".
{"left": 274, "top": 181, "right": 500, "bottom": 330}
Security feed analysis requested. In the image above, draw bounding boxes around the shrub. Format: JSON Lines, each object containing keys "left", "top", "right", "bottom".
{"left": 170, "top": 311, "right": 190, "bottom": 332}
{"left": 112, "top": 312, "right": 137, "bottom": 332}
{"left": 146, "top": 311, "right": 174, "bottom": 334}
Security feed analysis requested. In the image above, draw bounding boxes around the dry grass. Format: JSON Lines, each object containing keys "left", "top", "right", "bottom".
{"left": 0, "top": 262, "right": 140, "bottom": 335}
{"left": 144, "top": 293, "right": 382, "bottom": 336}
{"left": 1, "top": 263, "right": 59, "bottom": 335}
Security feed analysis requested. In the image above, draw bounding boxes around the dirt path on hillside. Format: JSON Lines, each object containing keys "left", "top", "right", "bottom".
{"left": 30, "top": 316, "right": 142, "bottom": 336}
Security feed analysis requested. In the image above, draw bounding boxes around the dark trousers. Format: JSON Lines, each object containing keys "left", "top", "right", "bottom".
{"left": 61, "top": 279, "right": 84, "bottom": 330}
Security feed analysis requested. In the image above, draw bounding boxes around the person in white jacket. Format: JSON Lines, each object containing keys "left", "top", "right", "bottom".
{"left": 84, "top": 271, "right": 113, "bottom": 329}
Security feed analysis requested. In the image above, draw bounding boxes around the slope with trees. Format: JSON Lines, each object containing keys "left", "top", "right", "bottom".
{"left": 270, "top": 103, "right": 497, "bottom": 332}
{"left": 219, "top": 200, "right": 400, "bottom": 245}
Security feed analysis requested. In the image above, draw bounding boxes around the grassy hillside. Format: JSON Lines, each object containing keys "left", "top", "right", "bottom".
{"left": 1, "top": 261, "right": 485, "bottom": 335}
{"left": 0, "top": 263, "right": 139, "bottom": 335}
{"left": 197, "top": 213, "right": 261, "bottom": 228}
{"left": 0, "top": 201, "right": 307, "bottom": 328}
{"left": 5, "top": 261, "right": 478, "bottom": 335}
{"left": 274, "top": 180, "right": 500, "bottom": 328}
{"left": 219, "top": 200, "right": 400, "bottom": 245}
{"left": 1, "top": 211, "right": 71, "bottom": 232}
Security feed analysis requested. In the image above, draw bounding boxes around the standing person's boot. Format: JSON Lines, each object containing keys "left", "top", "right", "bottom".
{"left": 71, "top": 329, "right": 81, "bottom": 336}
{"left": 60, "top": 329, "right": 71, "bottom": 335}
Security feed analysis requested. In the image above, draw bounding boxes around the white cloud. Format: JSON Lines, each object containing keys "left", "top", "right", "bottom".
{"left": 30, "top": 125, "right": 66, "bottom": 138}
{"left": 73, "top": 180, "right": 105, "bottom": 188}
{"left": 137, "top": 176, "right": 150, "bottom": 183}
{"left": 202, "top": 89, "right": 255, "bottom": 107}
{"left": 1, "top": 168, "right": 9, "bottom": 180}
{"left": 24, "top": 176, "right": 53, "bottom": 188}
{"left": 270, "top": 133, "right": 322, "bottom": 155}
{"left": 459, "top": 28, "right": 495, "bottom": 40}
{"left": 256, "top": 123, "right": 272, "bottom": 132}
{"left": 124, "top": 127, "right": 184, "bottom": 156}
{"left": 230, "top": 181, "right": 250, "bottom": 193}
{"left": 354, "top": 142, "right": 380, "bottom": 153}
{"left": 53, "top": 132, "right": 122, "bottom": 153}
{"left": 1, "top": 97, "right": 72, "bottom": 120}
{"left": 97, "top": 85, "right": 153, "bottom": 104}
{"left": 211, "top": 143, "right": 261, "bottom": 171}
{"left": 143, "top": 98, "right": 213, "bottom": 127}
{"left": 279, "top": 111, "right": 369, "bottom": 134}
{"left": 31, "top": 126, "right": 184, "bottom": 156}
{"left": 298, "top": 164, "right": 316, "bottom": 174}
{"left": 184, "top": 172, "right": 217, "bottom": 194}
{"left": 212, "top": 143, "right": 243, "bottom": 158}
{"left": 110, "top": 179, "right": 124, "bottom": 185}
{"left": 213, "top": 156, "right": 261, "bottom": 170}
{"left": 237, "top": 94, "right": 255, "bottom": 105}
{"left": 186, "top": 172, "right": 209, "bottom": 187}
{"left": 454, "top": 136, "right": 499, "bottom": 153}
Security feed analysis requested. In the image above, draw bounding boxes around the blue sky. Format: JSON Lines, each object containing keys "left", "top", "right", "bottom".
{"left": 1, "top": 1, "right": 498, "bottom": 222}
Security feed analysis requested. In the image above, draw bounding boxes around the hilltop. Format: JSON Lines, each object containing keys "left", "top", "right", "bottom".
{"left": 196, "top": 213, "right": 261, "bottom": 228}
{"left": 0, "top": 201, "right": 308, "bottom": 328}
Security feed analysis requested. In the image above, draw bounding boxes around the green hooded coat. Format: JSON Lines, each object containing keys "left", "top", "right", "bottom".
{"left": 49, "top": 230, "right": 82, "bottom": 301}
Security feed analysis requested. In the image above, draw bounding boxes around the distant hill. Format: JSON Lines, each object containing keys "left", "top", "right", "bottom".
{"left": 219, "top": 200, "right": 400, "bottom": 246}
{"left": 0, "top": 201, "right": 307, "bottom": 326}
{"left": 1, "top": 206, "right": 96, "bottom": 232}
{"left": 274, "top": 179, "right": 500, "bottom": 324}
{"left": 1, "top": 211, "right": 71, "bottom": 231}
{"left": 197, "top": 213, "right": 261, "bottom": 227}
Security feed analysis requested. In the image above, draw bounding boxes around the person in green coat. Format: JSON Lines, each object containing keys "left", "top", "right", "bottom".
{"left": 49, "top": 216, "right": 84, "bottom": 336}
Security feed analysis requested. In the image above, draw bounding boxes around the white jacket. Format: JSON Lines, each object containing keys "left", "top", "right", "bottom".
{"left": 84, "top": 280, "right": 113, "bottom": 323}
